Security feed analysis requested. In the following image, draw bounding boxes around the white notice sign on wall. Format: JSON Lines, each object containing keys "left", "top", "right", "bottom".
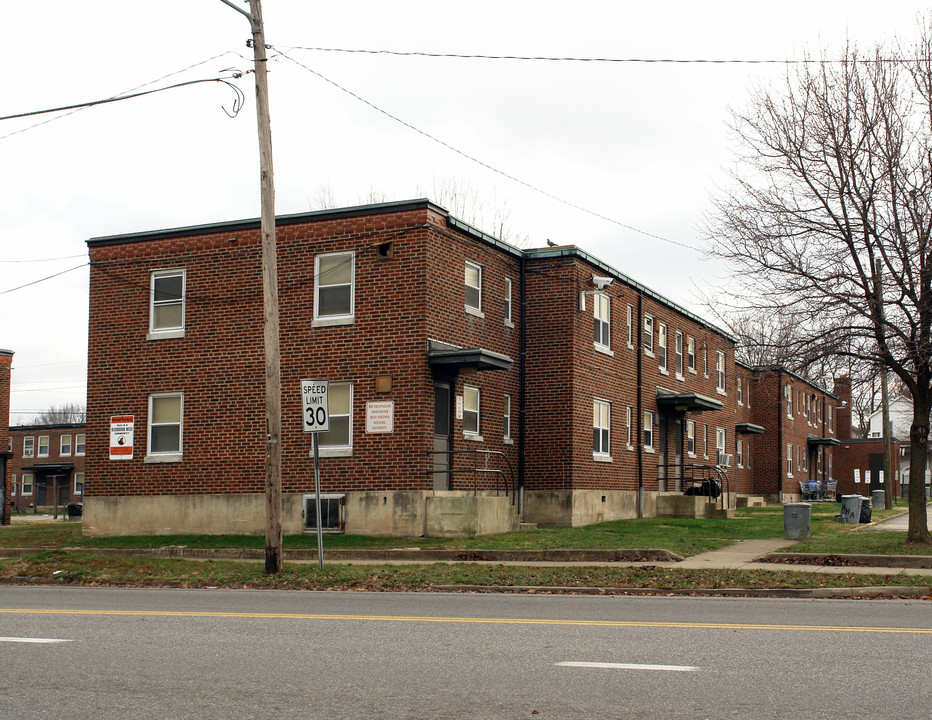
{"left": 366, "top": 401, "right": 394, "bottom": 433}
{"left": 110, "top": 415, "right": 134, "bottom": 460}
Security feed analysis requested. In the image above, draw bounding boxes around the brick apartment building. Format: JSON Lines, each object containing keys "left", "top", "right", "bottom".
{"left": 85, "top": 199, "right": 752, "bottom": 536}
{"left": 8, "top": 423, "right": 86, "bottom": 512}
{"left": 1, "top": 349, "right": 12, "bottom": 525}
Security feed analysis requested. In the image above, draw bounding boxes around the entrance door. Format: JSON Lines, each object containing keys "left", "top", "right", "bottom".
{"left": 672, "top": 417, "right": 683, "bottom": 492}
{"left": 433, "top": 383, "right": 452, "bottom": 490}
{"left": 868, "top": 453, "right": 884, "bottom": 492}
{"left": 658, "top": 418, "right": 667, "bottom": 491}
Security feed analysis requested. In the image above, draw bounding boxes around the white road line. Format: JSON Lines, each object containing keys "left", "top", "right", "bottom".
{"left": 557, "top": 661, "right": 698, "bottom": 672}
{"left": 0, "top": 637, "right": 72, "bottom": 644}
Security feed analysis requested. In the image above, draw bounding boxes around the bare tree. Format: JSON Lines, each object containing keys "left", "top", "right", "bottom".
{"left": 33, "top": 402, "right": 86, "bottom": 424}
{"left": 707, "top": 31, "right": 932, "bottom": 544}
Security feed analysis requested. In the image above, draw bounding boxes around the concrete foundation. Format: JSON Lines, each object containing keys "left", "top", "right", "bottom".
{"left": 82, "top": 490, "right": 518, "bottom": 537}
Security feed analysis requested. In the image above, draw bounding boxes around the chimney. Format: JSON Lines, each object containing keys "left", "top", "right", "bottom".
{"left": 833, "top": 374, "right": 852, "bottom": 440}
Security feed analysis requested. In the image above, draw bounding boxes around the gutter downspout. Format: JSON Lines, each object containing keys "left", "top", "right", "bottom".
{"left": 637, "top": 291, "right": 644, "bottom": 518}
{"left": 518, "top": 253, "right": 527, "bottom": 521}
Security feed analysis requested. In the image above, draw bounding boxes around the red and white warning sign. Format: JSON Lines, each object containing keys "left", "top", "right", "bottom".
{"left": 110, "top": 415, "right": 134, "bottom": 460}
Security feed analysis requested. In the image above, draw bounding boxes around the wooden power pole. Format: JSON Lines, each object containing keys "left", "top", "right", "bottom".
{"left": 220, "top": 0, "right": 283, "bottom": 573}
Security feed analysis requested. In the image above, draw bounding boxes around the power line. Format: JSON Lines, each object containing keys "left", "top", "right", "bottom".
{"left": 0, "top": 254, "right": 86, "bottom": 263}
{"left": 282, "top": 46, "right": 900, "bottom": 65}
{"left": 0, "top": 264, "right": 88, "bottom": 295}
{"left": 275, "top": 49, "right": 700, "bottom": 252}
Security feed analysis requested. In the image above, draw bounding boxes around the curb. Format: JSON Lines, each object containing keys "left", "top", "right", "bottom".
{"left": 762, "top": 553, "right": 932, "bottom": 569}
{"left": 433, "top": 584, "right": 932, "bottom": 599}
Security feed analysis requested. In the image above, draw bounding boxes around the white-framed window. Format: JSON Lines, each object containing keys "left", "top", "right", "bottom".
{"left": 675, "top": 331, "right": 684, "bottom": 378}
{"left": 737, "top": 378, "right": 743, "bottom": 405}
{"left": 21, "top": 473, "right": 33, "bottom": 496}
{"left": 314, "top": 252, "right": 355, "bottom": 324}
{"left": 149, "top": 268, "right": 186, "bottom": 337}
{"left": 827, "top": 450, "right": 833, "bottom": 480}
{"left": 686, "top": 419, "right": 696, "bottom": 456}
{"left": 593, "top": 399, "right": 611, "bottom": 457}
{"left": 716, "top": 427, "right": 726, "bottom": 462}
{"left": 626, "top": 304, "right": 633, "bottom": 347}
{"left": 643, "top": 315, "right": 654, "bottom": 354}
{"left": 737, "top": 440, "right": 744, "bottom": 467}
{"left": 626, "top": 406, "right": 633, "bottom": 448}
{"left": 148, "top": 392, "right": 183, "bottom": 457}
{"left": 703, "top": 424, "right": 708, "bottom": 458}
{"left": 60, "top": 434, "right": 72, "bottom": 457}
{"left": 11, "top": 474, "right": 15, "bottom": 496}
{"left": 74, "top": 472, "right": 85, "bottom": 495}
{"left": 593, "top": 293, "right": 611, "bottom": 350}
{"left": 828, "top": 404, "right": 834, "bottom": 433}
{"left": 319, "top": 383, "right": 353, "bottom": 454}
{"left": 658, "top": 323, "right": 668, "bottom": 371}
{"left": 716, "top": 351, "right": 726, "bottom": 393}
{"left": 687, "top": 336, "right": 696, "bottom": 373}
{"left": 463, "top": 385, "right": 480, "bottom": 436}
{"left": 38, "top": 435, "right": 49, "bottom": 458}
{"left": 504, "top": 277, "right": 513, "bottom": 325}
{"left": 75, "top": 434, "right": 86, "bottom": 456}
{"left": 465, "top": 261, "right": 482, "bottom": 314}
{"left": 703, "top": 348, "right": 708, "bottom": 377}
{"left": 787, "top": 443, "right": 793, "bottom": 477}
{"left": 503, "top": 393, "right": 512, "bottom": 441}
{"left": 643, "top": 409, "right": 655, "bottom": 450}
{"left": 23, "top": 436, "right": 34, "bottom": 458}
{"left": 785, "top": 384, "right": 793, "bottom": 417}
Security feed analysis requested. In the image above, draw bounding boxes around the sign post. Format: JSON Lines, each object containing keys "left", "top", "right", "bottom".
{"left": 301, "top": 380, "right": 330, "bottom": 570}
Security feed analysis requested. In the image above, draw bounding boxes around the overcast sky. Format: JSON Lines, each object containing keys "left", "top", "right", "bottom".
{"left": 2, "top": 1, "right": 928, "bottom": 424}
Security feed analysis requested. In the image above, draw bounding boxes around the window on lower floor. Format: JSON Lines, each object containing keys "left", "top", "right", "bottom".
{"left": 736, "top": 440, "right": 743, "bottom": 467}
{"left": 318, "top": 383, "right": 353, "bottom": 453}
{"left": 716, "top": 427, "right": 726, "bottom": 463}
{"left": 463, "top": 386, "right": 480, "bottom": 435}
{"left": 593, "top": 399, "right": 610, "bottom": 456}
{"left": 74, "top": 472, "right": 84, "bottom": 495}
{"left": 148, "top": 392, "right": 183, "bottom": 456}
{"left": 503, "top": 393, "right": 512, "bottom": 440}
{"left": 22, "top": 473, "right": 34, "bottom": 495}
{"left": 787, "top": 444, "right": 793, "bottom": 476}
{"left": 643, "top": 410, "right": 655, "bottom": 450}
{"left": 626, "top": 406, "right": 632, "bottom": 448}
{"left": 686, "top": 419, "right": 696, "bottom": 455}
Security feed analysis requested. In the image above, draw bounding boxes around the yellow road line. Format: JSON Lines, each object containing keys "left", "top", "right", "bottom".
{"left": 1, "top": 608, "right": 930, "bottom": 634}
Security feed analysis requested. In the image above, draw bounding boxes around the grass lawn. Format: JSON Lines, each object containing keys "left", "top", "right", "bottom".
{"left": 3, "top": 502, "right": 929, "bottom": 557}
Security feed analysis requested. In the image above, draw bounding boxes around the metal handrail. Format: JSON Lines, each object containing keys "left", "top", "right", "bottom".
{"left": 658, "top": 462, "right": 731, "bottom": 511}
{"left": 425, "top": 449, "right": 516, "bottom": 503}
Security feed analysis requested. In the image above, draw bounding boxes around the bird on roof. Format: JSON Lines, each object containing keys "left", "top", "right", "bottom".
{"left": 546, "top": 239, "right": 557, "bottom": 247}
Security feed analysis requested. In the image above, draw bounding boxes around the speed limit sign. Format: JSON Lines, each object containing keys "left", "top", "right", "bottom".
{"left": 301, "top": 379, "right": 330, "bottom": 433}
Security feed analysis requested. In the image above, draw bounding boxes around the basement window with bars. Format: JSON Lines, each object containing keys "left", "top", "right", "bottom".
{"left": 303, "top": 493, "right": 345, "bottom": 533}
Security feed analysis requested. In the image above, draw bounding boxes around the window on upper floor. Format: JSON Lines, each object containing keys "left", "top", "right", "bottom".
{"left": 23, "top": 436, "right": 34, "bottom": 458}
{"left": 319, "top": 383, "right": 353, "bottom": 455}
{"left": 504, "top": 277, "right": 513, "bottom": 325}
{"left": 626, "top": 305, "right": 633, "bottom": 347}
{"left": 643, "top": 315, "right": 654, "bottom": 354}
{"left": 828, "top": 404, "right": 834, "bottom": 433}
{"left": 737, "top": 378, "right": 743, "bottom": 405}
{"left": 60, "top": 434, "right": 72, "bottom": 456}
{"left": 675, "top": 331, "right": 684, "bottom": 378}
{"left": 658, "top": 323, "right": 668, "bottom": 372}
{"left": 593, "top": 399, "right": 611, "bottom": 457}
{"left": 687, "top": 336, "right": 696, "bottom": 373}
{"left": 314, "top": 252, "right": 355, "bottom": 325}
{"left": 785, "top": 384, "right": 793, "bottom": 417}
{"left": 593, "top": 293, "right": 611, "bottom": 350}
{"left": 716, "top": 351, "right": 726, "bottom": 393}
{"left": 38, "top": 435, "right": 49, "bottom": 458}
{"left": 148, "top": 392, "right": 183, "bottom": 458}
{"left": 463, "top": 386, "right": 481, "bottom": 437}
{"left": 465, "top": 261, "right": 482, "bottom": 315}
{"left": 149, "top": 268, "right": 186, "bottom": 338}
{"left": 75, "top": 434, "right": 86, "bottom": 456}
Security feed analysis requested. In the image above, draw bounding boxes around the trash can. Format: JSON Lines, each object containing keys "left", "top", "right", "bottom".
{"left": 859, "top": 496, "right": 872, "bottom": 523}
{"left": 871, "top": 489, "right": 885, "bottom": 510}
{"left": 66, "top": 502, "right": 83, "bottom": 520}
{"left": 840, "top": 495, "right": 862, "bottom": 524}
{"left": 784, "top": 502, "right": 811, "bottom": 540}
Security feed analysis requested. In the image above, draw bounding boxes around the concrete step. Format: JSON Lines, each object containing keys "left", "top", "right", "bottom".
{"left": 519, "top": 522, "right": 538, "bottom": 531}
{"left": 736, "top": 496, "right": 766, "bottom": 508}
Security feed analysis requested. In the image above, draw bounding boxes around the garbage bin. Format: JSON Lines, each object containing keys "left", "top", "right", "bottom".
{"left": 66, "top": 503, "right": 83, "bottom": 520}
{"left": 840, "top": 495, "right": 862, "bottom": 524}
{"left": 784, "top": 502, "right": 811, "bottom": 540}
{"left": 859, "top": 496, "right": 872, "bottom": 523}
{"left": 871, "top": 489, "right": 885, "bottom": 510}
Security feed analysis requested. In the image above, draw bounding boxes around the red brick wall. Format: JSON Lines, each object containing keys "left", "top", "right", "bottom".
{"left": 87, "top": 203, "right": 524, "bottom": 500}
{"left": 834, "top": 438, "right": 901, "bottom": 497}
{"left": 1, "top": 350, "right": 12, "bottom": 524}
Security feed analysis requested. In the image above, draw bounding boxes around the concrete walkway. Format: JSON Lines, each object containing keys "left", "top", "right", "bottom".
{"left": 675, "top": 539, "right": 795, "bottom": 570}
{"left": 866, "top": 502, "right": 932, "bottom": 532}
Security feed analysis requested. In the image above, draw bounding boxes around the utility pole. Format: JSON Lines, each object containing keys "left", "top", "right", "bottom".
{"left": 220, "top": 0, "right": 283, "bottom": 572}
{"left": 875, "top": 258, "right": 894, "bottom": 509}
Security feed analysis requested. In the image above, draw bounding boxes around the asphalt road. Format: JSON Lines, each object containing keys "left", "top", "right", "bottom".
{"left": 1, "top": 586, "right": 930, "bottom": 719}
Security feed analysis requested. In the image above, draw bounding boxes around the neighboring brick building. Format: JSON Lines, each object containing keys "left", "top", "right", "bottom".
{"left": 740, "top": 367, "right": 840, "bottom": 502}
{"left": 9, "top": 423, "right": 85, "bottom": 511}
{"left": 1, "top": 349, "right": 13, "bottom": 525}
{"left": 85, "top": 199, "right": 754, "bottom": 536}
